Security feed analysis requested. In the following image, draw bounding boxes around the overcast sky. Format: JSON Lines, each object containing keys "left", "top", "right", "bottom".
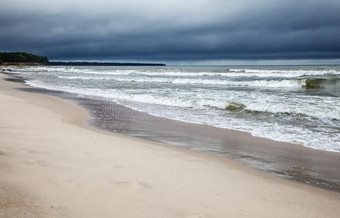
{"left": 1, "top": 0, "right": 340, "bottom": 63}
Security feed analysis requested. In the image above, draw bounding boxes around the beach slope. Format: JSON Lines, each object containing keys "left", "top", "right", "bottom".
{"left": 0, "top": 73, "right": 339, "bottom": 217}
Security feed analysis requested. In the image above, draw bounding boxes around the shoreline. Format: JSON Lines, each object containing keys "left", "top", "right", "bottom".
{"left": 1, "top": 73, "right": 340, "bottom": 217}
{"left": 4, "top": 71, "right": 340, "bottom": 191}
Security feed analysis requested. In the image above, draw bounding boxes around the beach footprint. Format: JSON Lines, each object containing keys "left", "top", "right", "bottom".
{"left": 113, "top": 180, "right": 151, "bottom": 192}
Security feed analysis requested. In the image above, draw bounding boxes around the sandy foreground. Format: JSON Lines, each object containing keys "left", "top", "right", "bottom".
{"left": 0, "top": 73, "right": 339, "bottom": 218}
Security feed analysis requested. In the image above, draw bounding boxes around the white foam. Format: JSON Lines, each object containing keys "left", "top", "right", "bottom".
{"left": 57, "top": 75, "right": 307, "bottom": 89}
{"left": 26, "top": 78, "right": 340, "bottom": 121}
{"left": 79, "top": 69, "right": 340, "bottom": 78}
{"left": 229, "top": 68, "right": 340, "bottom": 76}
{"left": 17, "top": 66, "right": 340, "bottom": 80}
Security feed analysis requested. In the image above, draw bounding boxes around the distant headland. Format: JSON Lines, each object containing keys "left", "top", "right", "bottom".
{"left": 0, "top": 52, "right": 166, "bottom": 66}
{"left": 0, "top": 52, "right": 49, "bottom": 65}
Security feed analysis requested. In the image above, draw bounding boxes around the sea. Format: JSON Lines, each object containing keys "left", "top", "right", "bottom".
{"left": 10, "top": 65, "right": 340, "bottom": 153}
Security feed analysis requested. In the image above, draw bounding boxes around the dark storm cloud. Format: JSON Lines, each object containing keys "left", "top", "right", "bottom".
{"left": 1, "top": 0, "right": 340, "bottom": 61}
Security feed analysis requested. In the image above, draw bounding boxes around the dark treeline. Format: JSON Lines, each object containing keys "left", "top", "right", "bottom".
{"left": 0, "top": 52, "right": 49, "bottom": 64}
{"left": 0, "top": 52, "right": 165, "bottom": 66}
{"left": 51, "top": 62, "right": 166, "bottom": 66}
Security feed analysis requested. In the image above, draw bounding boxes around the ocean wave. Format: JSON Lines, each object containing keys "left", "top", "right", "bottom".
{"left": 57, "top": 75, "right": 340, "bottom": 91}
{"left": 58, "top": 76, "right": 114, "bottom": 80}
{"left": 243, "top": 102, "right": 340, "bottom": 120}
{"left": 18, "top": 66, "right": 340, "bottom": 80}
{"left": 58, "top": 75, "right": 308, "bottom": 89}
{"left": 120, "top": 98, "right": 340, "bottom": 153}
{"left": 80, "top": 69, "right": 340, "bottom": 78}
{"left": 302, "top": 78, "right": 340, "bottom": 89}
{"left": 26, "top": 79, "right": 340, "bottom": 120}
{"left": 229, "top": 68, "right": 339, "bottom": 75}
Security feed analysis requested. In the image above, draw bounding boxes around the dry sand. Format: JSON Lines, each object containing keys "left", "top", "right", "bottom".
{"left": 0, "top": 73, "right": 339, "bottom": 217}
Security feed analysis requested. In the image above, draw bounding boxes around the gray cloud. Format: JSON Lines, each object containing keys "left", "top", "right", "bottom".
{"left": 1, "top": 0, "right": 340, "bottom": 62}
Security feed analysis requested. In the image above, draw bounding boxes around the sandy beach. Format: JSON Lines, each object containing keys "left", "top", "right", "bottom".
{"left": 0, "top": 73, "right": 340, "bottom": 217}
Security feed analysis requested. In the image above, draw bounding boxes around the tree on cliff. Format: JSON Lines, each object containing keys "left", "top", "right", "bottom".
{"left": 0, "top": 52, "right": 49, "bottom": 64}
